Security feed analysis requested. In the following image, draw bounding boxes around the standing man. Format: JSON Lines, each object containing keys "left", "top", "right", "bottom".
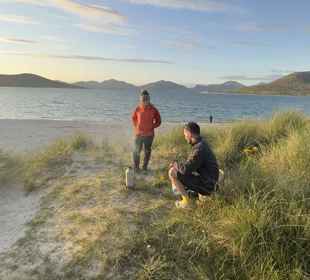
{"left": 132, "top": 90, "right": 161, "bottom": 173}
{"left": 168, "top": 122, "right": 219, "bottom": 208}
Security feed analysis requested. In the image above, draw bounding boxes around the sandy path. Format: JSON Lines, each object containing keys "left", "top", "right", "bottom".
{"left": 0, "top": 184, "right": 42, "bottom": 254}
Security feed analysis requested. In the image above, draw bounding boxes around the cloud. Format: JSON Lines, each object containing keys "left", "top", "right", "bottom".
{"left": 164, "top": 38, "right": 201, "bottom": 50}
{"left": 271, "top": 69, "right": 296, "bottom": 75}
{"left": 235, "top": 23, "right": 289, "bottom": 33}
{"left": 51, "top": 0, "right": 125, "bottom": 23}
{"left": 52, "top": 54, "right": 173, "bottom": 64}
{"left": 164, "top": 38, "right": 216, "bottom": 51}
{"left": 9, "top": 0, "right": 44, "bottom": 4}
{"left": 9, "top": 0, "right": 125, "bottom": 23}
{"left": 235, "top": 23, "right": 263, "bottom": 32}
{"left": 232, "top": 41, "right": 271, "bottom": 47}
{"left": 75, "top": 23, "right": 134, "bottom": 36}
{"left": 220, "top": 74, "right": 283, "bottom": 82}
{"left": 0, "top": 37, "right": 37, "bottom": 44}
{"left": 221, "top": 70, "right": 297, "bottom": 82}
{"left": 41, "top": 35, "right": 65, "bottom": 43}
{"left": 0, "top": 51, "right": 174, "bottom": 64}
{"left": 3, "top": 0, "right": 46, "bottom": 5}
{"left": 123, "top": 0, "right": 242, "bottom": 13}
{"left": 0, "top": 14, "right": 38, "bottom": 24}
{"left": 8, "top": 0, "right": 129, "bottom": 35}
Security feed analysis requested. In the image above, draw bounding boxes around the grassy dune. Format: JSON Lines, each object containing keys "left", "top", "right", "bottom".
{"left": 0, "top": 112, "right": 309, "bottom": 279}
{"left": 0, "top": 150, "right": 22, "bottom": 185}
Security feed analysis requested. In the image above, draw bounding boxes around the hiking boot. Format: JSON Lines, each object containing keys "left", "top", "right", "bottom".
{"left": 175, "top": 200, "right": 190, "bottom": 209}
{"left": 134, "top": 167, "right": 141, "bottom": 174}
{"left": 187, "top": 190, "right": 199, "bottom": 200}
{"left": 175, "top": 197, "right": 191, "bottom": 209}
{"left": 141, "top": 168, "right": 148, "bottom": 175}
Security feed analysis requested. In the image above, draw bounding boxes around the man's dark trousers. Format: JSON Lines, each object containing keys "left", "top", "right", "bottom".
{"left": 133, "top": 135, "right": 154, "bottom": 171}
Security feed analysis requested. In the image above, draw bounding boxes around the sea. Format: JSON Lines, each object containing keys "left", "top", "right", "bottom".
{"left": 1, "top": 87, "right": 310, "bottom": 123}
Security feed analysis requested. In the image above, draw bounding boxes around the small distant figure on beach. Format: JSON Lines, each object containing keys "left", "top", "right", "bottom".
{"left": 209, "top": 115, "right": 213, "bottom": 123}
{"left": 132, "top": 90, "right": 161, "bottom": 174}
{"left": 168, "top": 122, "right": 219, "bottom": 208}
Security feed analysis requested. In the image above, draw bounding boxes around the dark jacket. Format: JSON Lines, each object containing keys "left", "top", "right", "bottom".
{"left": 178, "top": 137, "right": 219, "bottom": 184}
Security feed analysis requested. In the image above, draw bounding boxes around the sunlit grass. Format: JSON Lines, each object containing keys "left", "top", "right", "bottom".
{"left": 0, "top": 150, "right": 22, "bottom": 185}
{"left": 0, "top": 111, "right": 309, "bottom": 280}
{"left": 23, "top": 133, "right": 93, "bottom": 192}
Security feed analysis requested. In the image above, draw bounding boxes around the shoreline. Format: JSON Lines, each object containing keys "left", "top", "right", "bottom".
{"left": 0, "top": 119, "right": 230, "bottom": 153}
{"left": 0, "top": 117, "right": 232, "bottom": 124}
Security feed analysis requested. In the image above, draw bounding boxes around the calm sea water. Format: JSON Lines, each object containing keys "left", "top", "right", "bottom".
{"left": 1, "top": 87, "right": 310, "bottom": 122}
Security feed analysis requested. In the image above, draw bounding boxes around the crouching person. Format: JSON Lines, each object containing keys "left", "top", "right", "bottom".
{"left": 168, "top": 122, "right": 219, "bottom": 208}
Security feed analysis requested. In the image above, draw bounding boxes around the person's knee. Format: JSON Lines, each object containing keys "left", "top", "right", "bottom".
{"left": 168, "top": 167, "right": 177, "bottom": 179}
{"left": 134, "top": 144, "right": 142, "bottom": 153}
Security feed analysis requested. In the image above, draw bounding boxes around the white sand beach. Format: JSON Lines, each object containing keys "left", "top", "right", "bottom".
{"left": 0, "top": 183, "right": 42, "bottom": 253}
{"left": 0, "top": 119, "right": 229, "bottom": 153}
{"left": 0, "top": 119, "right": 134, "bottom": 153}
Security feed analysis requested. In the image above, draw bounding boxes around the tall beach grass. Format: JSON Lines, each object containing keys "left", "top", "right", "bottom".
{"left": 0, "top": 111, "right": 309, "bottom": 279}
{"left": 124, "top": 111, "right": 310, "bottom": 279}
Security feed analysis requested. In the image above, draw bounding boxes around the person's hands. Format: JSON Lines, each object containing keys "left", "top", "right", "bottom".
{"left": 173, "top": 162, "right": 178, "bottom": 170}
{"left": 169, "top": 161, "right": 178, "bottom": 170}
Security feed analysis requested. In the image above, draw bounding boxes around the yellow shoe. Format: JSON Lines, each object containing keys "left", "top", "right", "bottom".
{"left": 175, "top": 197, "right": 190, "bottom": 209}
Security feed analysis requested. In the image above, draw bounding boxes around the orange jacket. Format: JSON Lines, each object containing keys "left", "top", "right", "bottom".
{"left": 132, "top": 104, "right": 161, "bottom": 136}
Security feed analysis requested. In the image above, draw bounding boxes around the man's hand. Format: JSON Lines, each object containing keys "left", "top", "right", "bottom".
{"left": 169, "top": 161, "right": 178, "bottom": 170}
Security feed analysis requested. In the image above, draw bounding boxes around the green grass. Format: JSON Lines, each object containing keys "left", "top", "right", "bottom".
{"left": 22, "top": 133, "right": 94, "bottom": 192}
{"left": 119, "top": 111, "right": 310, "bottom": 279}
{"left": 0, "top": 111, "right": 309, "bottom": 280}
{"left": 0, "top": 150, "right": 22, "bottom": 185}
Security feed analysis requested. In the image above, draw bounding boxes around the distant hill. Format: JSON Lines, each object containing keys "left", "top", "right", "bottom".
{"left": 193, "top": 81, "right": 245, "bottom": 93}
{"left": 73, "top": 79, "right": 137, "bottom": 90}
{"left": 236, "top": 72, "right": 310, "bottom": 96}
{"left": 73, "top": 81, "right": 103, "bottom": 89}
{"left": 140, "top": 80, "right": 189, "bottom": 91}
{"left": 0, "top": 73, "right": 81, "bottom": 88}
{"left": 8, "top": 72, "right": 309, "bottom": 96}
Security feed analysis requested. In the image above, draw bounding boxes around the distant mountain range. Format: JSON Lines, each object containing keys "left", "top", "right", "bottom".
{"left": 73, "top": 79, "right": 189, "bottom": 91}
{"left": 1, "top": 72, "right": 310, "bottom": 96}
{"left": 73, "top": 79, "right": 137, "bottom": 90}
{"left": 0, "top": 73, "right": 244, "bottom": 92}
{"left": 0, "top": 73, "right": 81, "bottom": 89}
{"left": 140, "top": 80, "right": 189, "bottom": 91}
{"left": 193, "top": 81, "right": 244, "bottom": 93}
{"left": 235, "top": 72, "right": 310, "bottom": 95}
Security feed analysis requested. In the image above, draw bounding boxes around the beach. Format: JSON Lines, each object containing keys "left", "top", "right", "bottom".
{"left": 0, "top": 119, "right": 133, "bottom": 153}
{"left": 0, "top": 119, "right": 229, "bottom": 153}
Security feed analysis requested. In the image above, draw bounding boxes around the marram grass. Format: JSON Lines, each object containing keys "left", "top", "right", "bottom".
{"left": 0, "top": 111, "right": 309, "bottom": 280}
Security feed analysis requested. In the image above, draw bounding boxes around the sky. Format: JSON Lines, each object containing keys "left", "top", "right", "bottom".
{"left": 0, "top": 0, "right": 309, "bottom": 86}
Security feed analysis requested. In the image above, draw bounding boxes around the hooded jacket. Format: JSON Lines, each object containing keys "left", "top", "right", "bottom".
{"left": 132, "top": 104, "right": 161, "bottom": 136}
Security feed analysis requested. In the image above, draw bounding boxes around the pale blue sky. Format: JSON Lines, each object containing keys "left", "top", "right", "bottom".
{"left": 0, "top": 0, "right": 309, "bottom": 85}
